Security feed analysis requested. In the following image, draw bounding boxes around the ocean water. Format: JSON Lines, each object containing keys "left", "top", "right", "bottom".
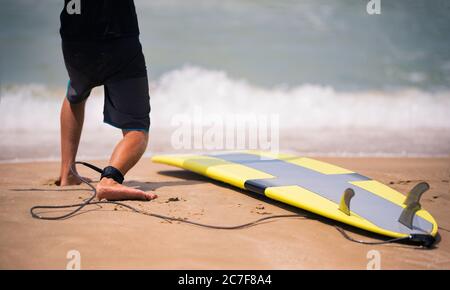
{"left": 1, "top": 0, "right": 450, "bottom": 161}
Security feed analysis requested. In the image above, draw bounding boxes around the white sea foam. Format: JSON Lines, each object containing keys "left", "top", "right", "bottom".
{"left": 151, "top": 66, "right": 450, "bottom": 129}
{"left": 2, "top": 66, "right": 450, "bottom": 131}
{"left": 1, "top": 66, "right": 450, "bottom": 160}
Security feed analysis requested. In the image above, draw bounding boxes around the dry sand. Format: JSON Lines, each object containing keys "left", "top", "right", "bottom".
{"left": 0, "top": 157, "right": 449, "bottom": 269}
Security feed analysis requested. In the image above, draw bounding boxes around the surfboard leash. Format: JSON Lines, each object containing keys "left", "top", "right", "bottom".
{"left": 29, "top": 162, "right": 308, "bottom": 228}
{"left": 29, "top": 161, "right": 434, "bottom": 248}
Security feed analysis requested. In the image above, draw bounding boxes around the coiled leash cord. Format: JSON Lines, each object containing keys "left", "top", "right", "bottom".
{"left": 30, "top": 162, "right": 305, "bottom": 228}
{"left": 29, "top": 161, "right": 431, "bottom": 247}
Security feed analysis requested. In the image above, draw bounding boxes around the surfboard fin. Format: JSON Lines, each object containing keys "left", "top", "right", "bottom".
{"left": 398, "top": 182, "right": 429, "bottom": 229}
{"left": 399, "top": 203, "right": 421, "bottom": 229}
{"left": 404, "top": 182, "right": 429, "bottom": 206}
{"left": 339, "top": 188, "right": 355, "bottom": 216}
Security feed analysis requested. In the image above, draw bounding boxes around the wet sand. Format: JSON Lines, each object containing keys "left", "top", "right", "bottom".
{"left": 0, "top": 157, "right": 449, "bottom": 269}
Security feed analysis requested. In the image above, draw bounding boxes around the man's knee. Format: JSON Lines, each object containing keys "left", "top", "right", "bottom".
{"left": 122, "top": 130, "right": 149, "bottom": 144}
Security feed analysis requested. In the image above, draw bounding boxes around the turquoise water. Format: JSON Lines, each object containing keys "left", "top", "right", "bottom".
{"left": 1, "top": 0, "right": 450, "bottom": 160}
{"left": 1, "top": 0, "right": 450, "bottom": 90}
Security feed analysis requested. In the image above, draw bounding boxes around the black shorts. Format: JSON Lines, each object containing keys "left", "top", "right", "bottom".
{"left": 62, "top": 36, "right": 150, "bottom": 131}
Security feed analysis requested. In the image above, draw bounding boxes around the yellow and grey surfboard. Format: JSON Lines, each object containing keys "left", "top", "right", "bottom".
{"left": 152, "top": 151, "right": 438, "bottom": 246}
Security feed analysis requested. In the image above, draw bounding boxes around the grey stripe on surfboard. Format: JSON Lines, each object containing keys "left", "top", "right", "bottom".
{"left": 211, "top": 153, "right": 433, "bottom": 235}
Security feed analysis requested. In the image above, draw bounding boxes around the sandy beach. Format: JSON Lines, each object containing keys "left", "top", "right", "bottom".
{"left": 0, "top": 156, "right": 449, "bottom": 269}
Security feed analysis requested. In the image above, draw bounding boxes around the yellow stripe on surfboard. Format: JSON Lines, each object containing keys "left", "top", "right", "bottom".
{"left": 152, "top": 154, "right": 273, "bottom": 189}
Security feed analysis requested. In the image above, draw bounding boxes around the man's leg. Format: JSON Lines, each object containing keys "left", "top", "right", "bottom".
{"left": 58, "top": 98, "right": 90, "bottom": 186}
{"left": 96, "top": 130, "right": 157, "bottom": 201}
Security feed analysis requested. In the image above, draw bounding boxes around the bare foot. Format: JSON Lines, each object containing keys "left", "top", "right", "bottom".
{"left": 96, "top": 177, "right": 157, "bottom": 201}
{"left": 56, "top": 174, "right": 92, "bottom": 186}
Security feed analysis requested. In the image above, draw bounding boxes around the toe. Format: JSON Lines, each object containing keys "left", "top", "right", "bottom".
{"left": 144, "top": 192, "right": 158, "bottom": 200}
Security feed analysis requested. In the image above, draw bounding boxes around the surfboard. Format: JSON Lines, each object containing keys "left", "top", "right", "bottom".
{"left": 152, "top": 151, "right": 438, "bottom": 244}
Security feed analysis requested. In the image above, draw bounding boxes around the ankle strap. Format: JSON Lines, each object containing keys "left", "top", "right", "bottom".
{"left": 101, "top": 166, "right": 124, "bottom": 184}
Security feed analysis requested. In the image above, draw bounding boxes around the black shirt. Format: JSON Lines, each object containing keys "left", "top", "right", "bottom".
{"left": 60, "top": 0, "right": 140, "bottom": 41}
